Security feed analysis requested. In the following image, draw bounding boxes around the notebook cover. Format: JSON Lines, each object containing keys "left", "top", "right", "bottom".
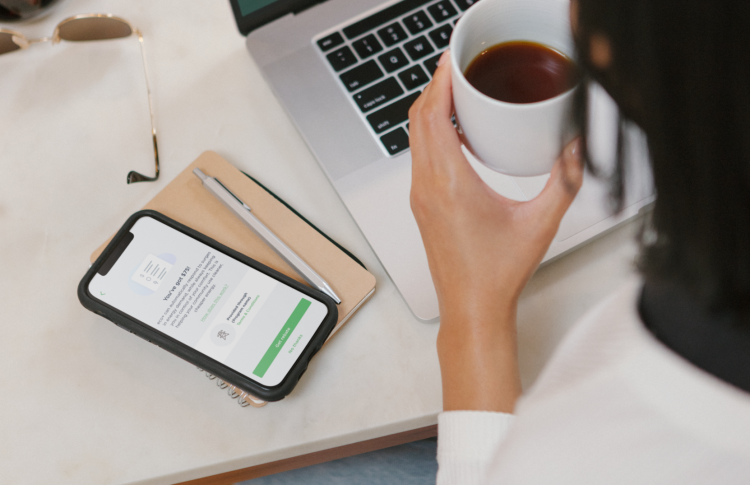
{"left": 91, "top": 151, "right": 376, "bottom": 407}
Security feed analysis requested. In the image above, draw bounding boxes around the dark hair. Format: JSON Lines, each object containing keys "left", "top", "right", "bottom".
{"left": 573, "top": 0, "right": 750, "bottom": 318}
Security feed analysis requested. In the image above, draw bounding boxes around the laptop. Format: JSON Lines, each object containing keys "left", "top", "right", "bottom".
{"left": 231, "top": 0, "right": 654, "bottom": 322}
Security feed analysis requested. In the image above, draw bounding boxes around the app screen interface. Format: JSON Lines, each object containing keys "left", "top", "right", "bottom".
{"left": 88, "top": 217, "right": 329, "bottom": 387}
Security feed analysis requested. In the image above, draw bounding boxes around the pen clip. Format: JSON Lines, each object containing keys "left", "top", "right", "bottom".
{"left": 214, "top": 178, "right": 253, "bottom": 212}
{"left": 194, "top": 168, "right": 252, "bottom": 212}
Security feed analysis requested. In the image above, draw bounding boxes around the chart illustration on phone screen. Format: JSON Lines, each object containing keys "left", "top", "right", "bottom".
{"left": 131, "top": 254, "right": 174, "bottom": 290}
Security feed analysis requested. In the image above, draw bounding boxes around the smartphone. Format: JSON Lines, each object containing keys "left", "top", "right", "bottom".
{"left": 78, "top": 210, "right": 338, "bottom": 402}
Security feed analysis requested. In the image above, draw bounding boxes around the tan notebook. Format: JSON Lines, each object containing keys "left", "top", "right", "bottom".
{"left": 91, "top": 151, "right": 376, "bottom": 407}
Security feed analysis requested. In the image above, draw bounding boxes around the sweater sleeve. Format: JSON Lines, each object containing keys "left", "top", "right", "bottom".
{"left": 436, "top": 410, "right": 516, "bottom": 485}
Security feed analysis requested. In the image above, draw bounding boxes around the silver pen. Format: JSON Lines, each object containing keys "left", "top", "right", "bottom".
{"left": 193, "top": 168, "right": 341, "bottom": 304}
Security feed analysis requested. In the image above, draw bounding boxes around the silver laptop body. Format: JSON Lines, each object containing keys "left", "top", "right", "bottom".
{"left": 246, "top": 0, "right": 654, "bottom": 322}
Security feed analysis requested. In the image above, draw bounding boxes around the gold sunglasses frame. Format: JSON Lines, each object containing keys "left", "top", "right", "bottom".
{"left": 0, "top": 13, "right": 159, "bottom": 184}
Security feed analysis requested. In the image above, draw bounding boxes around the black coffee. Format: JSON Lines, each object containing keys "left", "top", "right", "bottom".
{"left": 464, "top": 41, "right": 577, "bottom": 104}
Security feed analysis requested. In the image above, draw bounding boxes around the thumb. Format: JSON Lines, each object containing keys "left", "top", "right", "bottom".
{"left": 532, "top": 138, "right": 584, "bottom": 221}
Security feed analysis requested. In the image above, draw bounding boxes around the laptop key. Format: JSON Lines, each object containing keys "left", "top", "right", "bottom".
{"left": 354, "top": 78, "right": 405, "bottom": 113}
{"left": 367, "top": 91, "right": 422, "bottom": 134}
{"left": 327, "top": 46, "right": 358, "bottom": 71}
{"left": 454, "top": 0, "right": 480, "bottom": 11}
{"left": 352, "top": 34, "right": 383, "bottom": 59}
{"left": 429, "top": 24, "right": 453, "bottom": 48}
{"left": 378, "top": 48, "right": 410, "bottom": 73}
{"left": 398, "top": 65, "right": 430, "bottom": 90}
{"left": 317, "top": 32, "right": 344, "bottom": 52}
{"left": 322, "top": 0, "right": 475, "bottom": 156}
{"left": 343, "top": 0, "right": 434, "bottom": 40}
{"left": 424, "top": 52, "right": 443, "bottom": 76}
{"left": 404, "top": 36, "right": 435, "bottom": 61}
{"left": 380, "top": 128, "right": 410, "bottom": 155}
{"left": 427, "top": 1, "right": 458, "bottom": 22}
{"left": 377, "top": 22, "right": 408, "bottom": 47}
{"left": 340, "top": 60, "right": 384, "bottom": 92}
{"left": 403, "top": 11, "right": 433, "bottom": 35}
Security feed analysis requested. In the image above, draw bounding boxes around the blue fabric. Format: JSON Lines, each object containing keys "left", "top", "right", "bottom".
{"left": 241, "top": 438, "right": 438, "bottom": 484}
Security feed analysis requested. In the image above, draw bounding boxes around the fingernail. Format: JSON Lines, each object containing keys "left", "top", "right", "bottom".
{"left": 569, "top": 138, "right": 581, "bottom": 156}
{"left": 437, "top": 49, "right": 451, "bottom": 66}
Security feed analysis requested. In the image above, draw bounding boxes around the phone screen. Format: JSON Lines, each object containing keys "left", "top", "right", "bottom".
{"left": 88, "top": 216, "right": 329, "bottom": 387}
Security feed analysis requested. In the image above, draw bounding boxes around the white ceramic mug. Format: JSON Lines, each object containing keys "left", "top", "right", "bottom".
{"left": 450, "top": 0, "right": 576, "bottom": 177}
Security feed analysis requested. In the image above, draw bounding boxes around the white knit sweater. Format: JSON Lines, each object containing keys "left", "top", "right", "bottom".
{"left": 437, "top": 278, "right": 750, "bottom": 484}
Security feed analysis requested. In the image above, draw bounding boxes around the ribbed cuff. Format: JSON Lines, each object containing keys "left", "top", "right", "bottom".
{"left": 436, "top": 410, "right": 516, "bottom": 485}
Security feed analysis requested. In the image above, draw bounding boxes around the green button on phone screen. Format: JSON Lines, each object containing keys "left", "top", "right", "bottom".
{"left": 253, "top": 298, "right": 311, "bottom": 378}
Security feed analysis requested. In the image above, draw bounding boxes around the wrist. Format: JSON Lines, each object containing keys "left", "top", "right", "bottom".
{"left": 438, "top": 295, "right": 517, "bottom": 336}
{"left": 436, "top": 308, "right": 521, "bottom": 413}
{"left": 436, "top": 311, "right": 517, "bottom": 363}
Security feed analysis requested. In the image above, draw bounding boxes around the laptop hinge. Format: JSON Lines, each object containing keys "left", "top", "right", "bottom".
{"left": 293, "top": 0, "right": 328, "bottom": 15}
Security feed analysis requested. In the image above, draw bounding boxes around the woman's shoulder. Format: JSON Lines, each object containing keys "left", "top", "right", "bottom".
{"left": 522, "top": 275, "right": 750, "bottom": 409}
{"left": 485, "top": 277, "right": 750, "bottom": 484}
{"left": 519, "top": 276, "right": 645, "bottom": 399}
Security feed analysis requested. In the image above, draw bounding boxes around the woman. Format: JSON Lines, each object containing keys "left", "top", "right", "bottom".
{"left": 408, "top": 0, "right": 750, "bottom": 482}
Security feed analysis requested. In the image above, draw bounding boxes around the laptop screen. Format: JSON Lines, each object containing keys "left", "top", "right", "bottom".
{"left": 229, "top": 0, "right": 324, "bottom": 35}
{"left": 238, "top": 0, "right": 280, "bottom": 15}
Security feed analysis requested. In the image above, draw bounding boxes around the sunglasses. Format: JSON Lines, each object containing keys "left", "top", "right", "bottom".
{"left": 0, "top": 14, "right": 159, "bottom": 184}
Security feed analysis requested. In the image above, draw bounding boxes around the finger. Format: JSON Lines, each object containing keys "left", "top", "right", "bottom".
{"left": 409, "top": 51, "right": 454, "bottom": 139}
{"left": 415, "top": 51, "right": 453, "bottom": 129}
{"left": 409, "top": 52, "right": 456, "bottom": 176}
{"left": 531, "top": 138, "right": 584, "bottom": 221}
{"left": 409, "top": 52, "right": 467, "bottom": 171}
{"left": 422, "top": 50, "right": 454, "bottom": 119}
{"left": 410, "top": 51, "right": 449, "bottom": 106}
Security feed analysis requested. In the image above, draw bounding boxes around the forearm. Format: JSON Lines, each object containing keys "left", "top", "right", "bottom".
{"left": 408, "top": 51, "right": 581, "bottom": 416}
{"left": 437, "top": 306, "right": 522, "bottom": 413}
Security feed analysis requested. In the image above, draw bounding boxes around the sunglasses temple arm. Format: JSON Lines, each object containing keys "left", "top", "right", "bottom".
{"left": 128, "top": 29, "right": 160, "bottom": 184}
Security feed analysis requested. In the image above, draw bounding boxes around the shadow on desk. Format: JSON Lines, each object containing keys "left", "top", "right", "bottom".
{"left": 179, "top": 425, "right": 437, "bottom": 484}
{"left": 241, "top": 437, "right": 437, "bottom": 484}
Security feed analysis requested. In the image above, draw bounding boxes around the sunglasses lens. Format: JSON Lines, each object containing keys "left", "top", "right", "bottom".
{"left": 0, "top": 32, "right": 21, "bottom": 55}
{"left": 57, "top": 17, "right": 132, "bottom": 42}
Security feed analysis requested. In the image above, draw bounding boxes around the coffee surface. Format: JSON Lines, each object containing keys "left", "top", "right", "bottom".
{"left": 464, "top": 41, "right": 577, "bottom": 104}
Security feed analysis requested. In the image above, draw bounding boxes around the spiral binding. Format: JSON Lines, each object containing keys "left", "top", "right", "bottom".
{"left": 197, "top": 367, "right": 255, "bottom": 407}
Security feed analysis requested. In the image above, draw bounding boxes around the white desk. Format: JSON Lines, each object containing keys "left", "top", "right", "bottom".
{"left": 0, "top": 1, "right": 641, "bottom": 483}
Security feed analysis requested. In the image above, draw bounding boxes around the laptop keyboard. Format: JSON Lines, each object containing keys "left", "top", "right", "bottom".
{"left": 315, "top": 0, "right": 479, "bottom": 157}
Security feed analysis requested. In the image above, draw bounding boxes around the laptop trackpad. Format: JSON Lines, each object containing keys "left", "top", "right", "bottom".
{"left": 513, "top": 173, "right": 613, "bottom": 242}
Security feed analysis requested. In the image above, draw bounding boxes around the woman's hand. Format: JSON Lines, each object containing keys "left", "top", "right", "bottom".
{"left": 409, "top": 51, "right": 583, "bottom": 413}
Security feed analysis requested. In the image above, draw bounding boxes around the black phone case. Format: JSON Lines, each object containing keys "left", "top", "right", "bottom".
{"left": 77, "top": 210, "right": 338, "bottom": 402}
